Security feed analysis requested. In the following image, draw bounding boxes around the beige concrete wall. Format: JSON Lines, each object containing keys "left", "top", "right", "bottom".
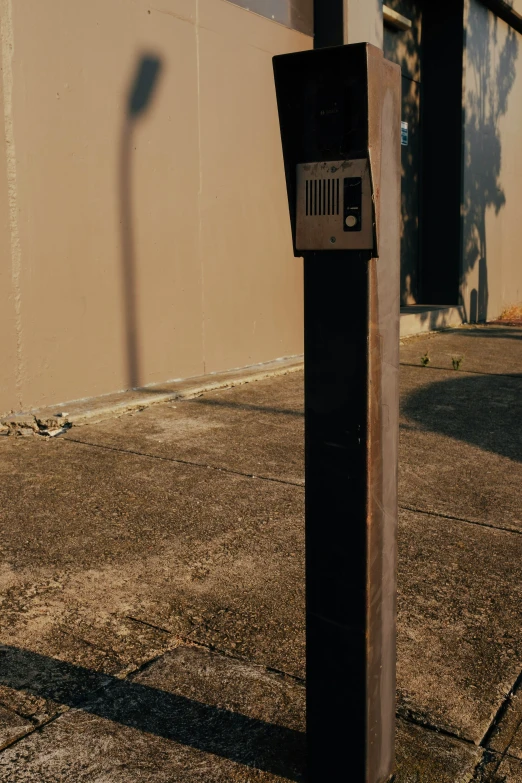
{"left": 0, "top": 0, "right": 310, "bottom": 414}
{"left": 462, "top": 0, "right": 522, "bottom": 321}
{"left": 345, "top": 0, "right": 383, "bottom": 47}
{"left": 0, "top": 9, "right": 20, "bottom": 414}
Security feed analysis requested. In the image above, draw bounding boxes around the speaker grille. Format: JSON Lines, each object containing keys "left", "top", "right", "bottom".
{"left": 305, "top": 178, "right": 340, "bottom": 216}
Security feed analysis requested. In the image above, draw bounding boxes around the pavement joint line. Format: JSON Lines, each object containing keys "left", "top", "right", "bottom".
{"left": 182, "top": 633, "right": 306, "bottom": 685}
{"left": 263, "top": 664, "right": 305, "bottom": 686}
{"left": 0, "top": 642, "right": 182, "bottom": 756}
{"left": 0, "top": 708, "right": 70, "bottom": 755}
{"left": 396, "top": 708, "right": 477, "bottom": 748}
{"left": 0, "top": 694, "right": 483, "bottom": 762}
{"left": 127, "top": 614, "right": 307, "bottom": 685}
{"left": 505, "top": 749, "right": 522, "bottom": 762}
{"left": 0, "top": 700, "right": 40, "bottom": 727}
{"left": 400, "top": 362, "right": 521, "bottom": 379}
{"left": 479, "top": 668, "right": 522, "bottom": 752}
{"left": 64, "top": 631, "right": 122, "bottom": 660}
{"left": 471, "top": 748, "right": 498, "bottom": 781}
{"left": 0, "top": 644, "right": 182, "bottom": 756}
{"left": 123, "top": 646, "right": 183, "bottom": 682}
{"left": 126, "top": 610, "right": 307, "bottom": 685}
{"left": 399, "top": 504, "right": 522, "bottom": 536}
{"left": 63, "top": 436, "right": 305, "bottom": 489}
{"left": 125, "top": 615, "right": 173, "bottom": 635}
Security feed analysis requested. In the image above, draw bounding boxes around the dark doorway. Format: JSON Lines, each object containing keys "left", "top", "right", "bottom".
{"left": 384, "top": 0, "right": 465, "bottom": 307}
{"left": 420, "top": 0, "right": 465, "bottom": 305}
{"left": 384, "top": 0, "right": 423, "bottom": 306}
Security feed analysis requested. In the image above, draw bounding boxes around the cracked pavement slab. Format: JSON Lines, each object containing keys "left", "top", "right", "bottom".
{"left": 493, "top": 756, "right": 522, "bottom": 782}
{"left": 0, "top": 705, "right": 33, "bottom": 751}
{"left": 0, "top": 323, "right": 520, "bottom": 779}
{"left": 64, "top": 371, "right": 305, "bottom": 486}
{"left": 486, "top": 685, "right": 522, "bottom": 760}
{"left": 397, "top": 508, "right": 522, "bottom": 743}
{"left": 0, "top": 644, "right": 482, "bottom": 783}
{"left": 0, "top": 644, "right": 306, "bottom": 783}
{"left": 0, "top": 435, "right": 305, "bottom": 694}
{"left": 478, "top": 753, "right": 522, "bottom": 782}
{"left": 400, "top": 365, "right": 522, "bottom": 531}
{"left": 394, "top": 719, "right": 481, "bottom": 782}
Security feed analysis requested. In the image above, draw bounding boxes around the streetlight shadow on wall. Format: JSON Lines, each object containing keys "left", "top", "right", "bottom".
{"left": 120, "top": 55, "right": 163, "bottom": 390}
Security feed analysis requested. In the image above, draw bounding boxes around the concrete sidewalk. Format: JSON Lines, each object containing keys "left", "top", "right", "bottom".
{"left": 0, "top": 324, "right": 521, "bottom": 782}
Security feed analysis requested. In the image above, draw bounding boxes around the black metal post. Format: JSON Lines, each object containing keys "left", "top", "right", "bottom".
{"left": 301, "top": 8, "right": 378, "bottom": 778}
{"left": 306, "top": 16, "right": 372, "bottom": 781}
{"left": 272, "top": 33, "right": 401, "bottom": 781}
{"left": 304, "top": 253, "right": 370, "bottom": 779}
{"left": 304, "top": 246, "right": 400, "bottom": 781}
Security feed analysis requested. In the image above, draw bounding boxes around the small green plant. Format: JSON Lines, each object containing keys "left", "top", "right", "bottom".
{"left": 452, "top": 356, "right": 463, "bottom": 370}
{"left": 420, "top": 352, "right": 430, "bottom": 367}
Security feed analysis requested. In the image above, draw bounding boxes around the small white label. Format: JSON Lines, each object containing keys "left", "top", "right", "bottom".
{"left": 401, "top": 121, "right": 408, "bottom": 146}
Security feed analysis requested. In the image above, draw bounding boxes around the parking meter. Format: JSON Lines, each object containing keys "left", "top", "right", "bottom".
{"left": 273, "top": 44, "right": 401, "bottom": 783}
{"left": 273, "top": 42, "right": 397, "bottom": 257}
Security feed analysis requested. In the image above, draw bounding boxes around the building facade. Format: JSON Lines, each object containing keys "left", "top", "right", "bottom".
{"left": 0, "top": 0, "right": 521, "bottom": 414}
{"left": 382, "top": 0, "right": 522, "bottom": 325}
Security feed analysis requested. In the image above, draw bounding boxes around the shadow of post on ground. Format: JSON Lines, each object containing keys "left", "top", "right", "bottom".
{"left": 0, "top": 645, "right": 305, "bottom": 780}
{"left": 403, "top": 370, "right": 522, "bottom": 462}
{"left": 461, "top": 3, "right": 518, "bottom": 323}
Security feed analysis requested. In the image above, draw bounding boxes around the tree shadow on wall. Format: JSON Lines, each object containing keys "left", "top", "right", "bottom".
{"left": 462, "top": 5, "right": 518, "bottom": 323}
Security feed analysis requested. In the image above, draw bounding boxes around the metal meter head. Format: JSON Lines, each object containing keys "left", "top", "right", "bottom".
{"left": 296, "top": 159, "right": 372, "bottom": 250}
{"left": 273, "top": 43, "right": 394, "bottom": 257}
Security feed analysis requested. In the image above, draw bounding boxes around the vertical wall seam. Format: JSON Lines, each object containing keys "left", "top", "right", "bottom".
{"left": 459, "top": 0, "right": 470, "bottom": 313}
{"left": 195, "top": 0, "right": 206, "bottom": 374}
{"left": 0, "top": 0, "right": 23, "bottom": 408}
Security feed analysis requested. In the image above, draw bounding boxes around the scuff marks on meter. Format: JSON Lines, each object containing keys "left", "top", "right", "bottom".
{"left": 296, "top": 159, "right": 373, "bottom": 251}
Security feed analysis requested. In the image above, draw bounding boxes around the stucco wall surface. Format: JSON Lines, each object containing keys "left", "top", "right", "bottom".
{"left": 511, "top": 0, "right": 522, "bottom": 18}
{"left": 345, "top": 0, "right": 383, "bottom": 47}
{"left": 0, "top": 0, "right": 310, "bottom": 414}
{"left": 0, "top": 23, "right": 19, "bottom": 414}
{"left": 462, "top": 0, "right": 522, "bottom": 322}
